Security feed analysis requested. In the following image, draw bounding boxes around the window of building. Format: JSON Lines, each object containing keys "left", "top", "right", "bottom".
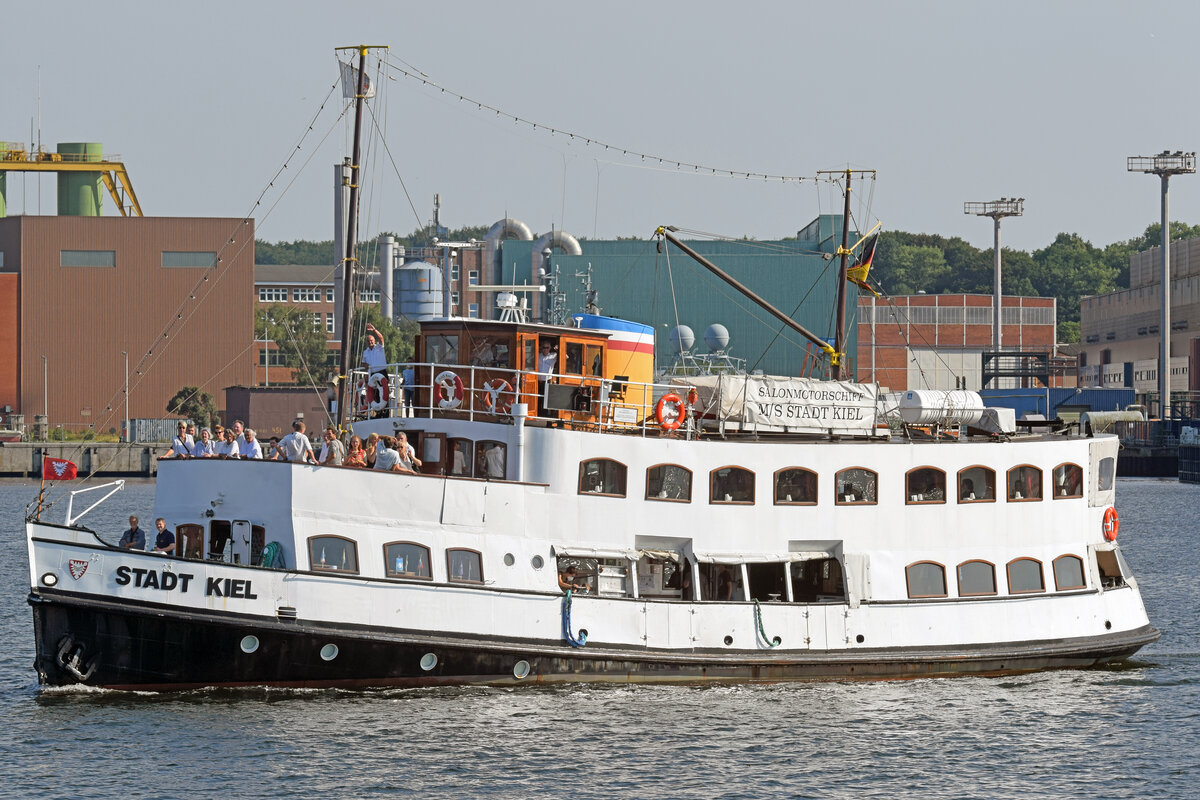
{"left": 325, "top": 313, "right": 334, "bottom": 334}
{"left": 906, "top": 561, "right": 947, "bottom": 598}
{"left": 161, "top": 251, "right": 216, "bottom": 268}
{"left": 1052, "top": 555, "right": 1086, "bottom": 591}
{"left": 475, "top": 440, "right": 506, "bottom": 479}
{"left": 835, "top": 467, "right": 877, "bottom": 504}
{"left": 957, "top": 466, "right": 995, "bottom": 502}
{"left": 579, "top": 458, "right": 627, "bottom": 496}
{"left": 1007, "top": 465, "right": 1043, "bottom": 501}
{"left": 710, "top": 466, "right": 754, "bottom": 504}
{"left": 309, "top": 535, "right": 359, "bottom": 573}
{"left": 646, "top": 464, "right": 692, "bottom": 502}
{"left": 906, "top": 467, "right": 946, "bottom": 504}
{"left": 311, "top": 314, "right": 322, "bottom": 332}
{"left": 468, "top": 269, "right": 479, "bottom": 286}
{"left": 1007, "top": 558, "right": 1045, "bottom": 593}
{"left": 258, "top": 287, "right": 288, "bottom": 302}
{"left": 0, "top": 251, "right": 5, "bottom": 267}
{"left": 1052, "top": 463, "right": 1084, "bottom": 499}
{"left": 774, "top": 467, "right": 817, "bottom": 505}
{"left": 1097, "top": 457, "right": 1115, "bottom": 492}
{"left": 468, "top": 303, "right": 479, "bottom": 318}
{"left": 384, "top": 541, "right": 432, "bottom": 579}
{"left": 258, "top": 349, "right": 288, "bottom": 367}
{"left": 956, "top": 560, "right": 996, "bottom": 596}
{"left": 61, "top": 250, "right": 115, "bottom": 267}
{"left": 447, "top": 548, "right": 484, "bottom": 583}
{"left": 450, "top": 291, "right": 460, "bottom": 312}
{"left": 358, "top": 290, "right": 380, "bottom": 303}
{"left": 451, "top": 264, "right": 460, "bottom": 281}
{"left": 326, "top": 288, "right": 335, "bottom": 302}
{"left": 294, "top": 288, "right": 320, "bottom": 303}
{"left": 965, "top": 306, "right": 991, "bottom": 325}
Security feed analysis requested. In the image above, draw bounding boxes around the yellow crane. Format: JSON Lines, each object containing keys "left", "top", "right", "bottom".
{"left": 0, "top": 143, "right": 143, "bottom": 216}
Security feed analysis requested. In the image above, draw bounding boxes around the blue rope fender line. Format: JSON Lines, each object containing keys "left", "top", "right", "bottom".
{"left": 562, "top": 590, "right": 588, "bottom": 648}
{"left": 753, "top": 599, "right": 782, "bottom": 648}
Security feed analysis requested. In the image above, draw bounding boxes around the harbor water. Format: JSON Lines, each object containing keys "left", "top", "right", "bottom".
{"left": 0, "top": 479, "right": 1196, "bottom": 799}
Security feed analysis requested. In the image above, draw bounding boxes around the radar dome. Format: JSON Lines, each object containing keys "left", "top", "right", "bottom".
{"left": 668, "top": 325, "right": 695, "bottom": 354}
{"left": 704, "top": 323, "right": 730, "bottom": 352}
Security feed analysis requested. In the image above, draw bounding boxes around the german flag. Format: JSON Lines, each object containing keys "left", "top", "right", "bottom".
{"left": 846, "top": 233, "right": 880, "bottom": 296}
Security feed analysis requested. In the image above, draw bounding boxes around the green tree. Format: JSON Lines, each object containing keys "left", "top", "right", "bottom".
{"left": 166, "top": 386, "right": 219, "bottom": 430}
{"left": 255, "top": 304, "right": 333, "bottom": 381}
{"left": 1058, "top": 320, "right": 1080, "bottom": 343}
{"left": 1031, "top": 232, "right": 1117, "bottom": 331}
{"left": 877, "top": 243, "right": 950, "bottom": 295}
{"left": 347, "top": 305, "right": 420, "bottom": 367}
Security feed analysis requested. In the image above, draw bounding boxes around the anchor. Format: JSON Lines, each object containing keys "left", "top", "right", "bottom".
{"left": 55, "top": 635, "right": 99, "bottom": 682}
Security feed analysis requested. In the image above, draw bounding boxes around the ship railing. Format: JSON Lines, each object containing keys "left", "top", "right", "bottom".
{"left": 348, "top": 362, "right": 700, "bottom": 437}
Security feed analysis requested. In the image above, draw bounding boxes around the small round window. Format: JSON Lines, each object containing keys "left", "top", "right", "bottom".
{"left": 531, "top": 555, "right": 545, "bottom": 570}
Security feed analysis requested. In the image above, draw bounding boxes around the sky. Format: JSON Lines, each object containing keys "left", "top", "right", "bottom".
{"left": 4, "top": 0, "right": 1200, "bottom": 253}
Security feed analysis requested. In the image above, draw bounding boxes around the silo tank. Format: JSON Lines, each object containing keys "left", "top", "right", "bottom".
{"left": 396, "top": 261, "right": 443, "bottom": 321}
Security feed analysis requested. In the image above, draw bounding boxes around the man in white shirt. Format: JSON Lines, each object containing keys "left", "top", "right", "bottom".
{"left": 484, "top": 442, "right": 505, "bottom": 479}
{"left": 373, "top": 436, "right": 405, "bottom": 472}
{"left": 361, "top": 323, "right": 388, "bottom": 416}
{"left": 278, "top": 420, "right": 316, "bottom": 464}
{"left": 537, "top": 339, "right": 557, "bottom": 404}
{"left": 319, "top": 427, "right": 345, "bottom": 465}
{"left": 395, "top": 431, "right": 421, "bottom": 472}
{"left": 241, "top": 428, "right": 264, "bottom": 460}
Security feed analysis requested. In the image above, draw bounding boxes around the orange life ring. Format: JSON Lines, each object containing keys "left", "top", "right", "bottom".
{"left": 482, "top": 378, "right": 514, "bottom": 414}
{"left": 1102, "top": 506, "right": 1119, "bottom": 542}
{"left": 434, "top": 370, "right": 464, "bottom": 409}
{"left": 656, "top": 393, "right": 684, "bottom": 431}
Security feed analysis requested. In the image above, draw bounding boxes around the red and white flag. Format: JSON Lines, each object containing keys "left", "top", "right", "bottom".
{"left": 43, "top": 456, "right": 78, "bottom": 480}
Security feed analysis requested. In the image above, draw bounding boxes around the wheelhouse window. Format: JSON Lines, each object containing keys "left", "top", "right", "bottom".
{"left": 906, "top": 467, "right": 946, "bottom": 504}
{"left": 1006, "top": 558, "right": 1045, "bottom": 593}
{"left": 1097, "top": 457, "right": 1115, "bottom": 492}
{"left": 447, "top": 548, "right": 484, "bottom": 583}
{"left": 426, "top": 334, "right": 459, "bottom": 365}
{"left": 710, "top": 466, "right": 754, "bottom": 504}
{"left": 906, "top": 561, "right": 947, "bottom": 598}
{"left": 1007, "top": 465, "right": 1043, "bottom": 501}
{"left": 385, "top": 542, "right": 432, "bottom": 579}
{"left": 957, "top": 466, "right": 995, "bottom": 503}
{"left": 1052, "top": 463, "right": 1084, "bottom": 499}
{"left": 646, "top": 463, "right": 692, "bottom": 502}
{"left": 448, "top": 438, "right": 473, "bottom": 477}
{"left": 956, "top": 560, "right": 997, "bottom": 596}
{"left": 309, "top": 535, "right": 359, "bottom": 574}
{"left": 475, "top": 441, "right": 506, "bottom": 479}
{"left": 835, "top": 467, "right": 877, "bottom": 505}
{"left": 1052, "top": 555, "right": 1086, "bottom": 590}
{"left": 564, "top": 342, "right": 585, "bottom": 374}
{"left": 579, "top": 458, "right": 627, "bottom": 496}
{"left": 774, "top": 468, "right": 817, "bottom": 505}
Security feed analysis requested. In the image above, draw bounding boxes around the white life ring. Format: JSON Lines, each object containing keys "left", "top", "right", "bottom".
{"left": 368, "top": 371, "right": 389, "bottom": 412}
{"left": 435, "top": 370, "right": 464, "bottom": 409}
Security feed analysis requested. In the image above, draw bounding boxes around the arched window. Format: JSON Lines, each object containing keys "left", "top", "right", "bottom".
{"left": 384, "top": 541, "right": 433, "bottom": 580}
{"left": 579, "top": 458, "right": 628, "bottom": 496}
{"left": 1006, "top": 465, "right": 1043, "bottom": 502}
{"left": 905, "top": 561, "right": 947, "bottom": 598}
{"left": 710, "top": 466, "right": 755, "bottom": 504}
{"left": 1052, "top": 554, "right": 1086, "bottom": 590}
{"left": 448, "top": 437, "right": 473, "bottom": 477}
{"left": 835, "top": 467, "right": 877, "bottom": 505}
{"left": 956, "top": 560, "right": 997, "bottom": 596}
{"left": 447, "top": 548, "right": 484, "bottom": 583}
{"left": 308, "top": 535, "right": 359, "bottom": 574}
{"left": 957, "top": 466, "right": 995, "bottom": 503}
{"left": 774, "top": 467, "right": 817, "bottom": 505}
{"left": 1052, "top": 463, "right": 1084, "bottom": 499}
{"left": 1007, "top": 557, "right": 1045, "bottom": 593}
{"left": 646, "top": 463, "right": 692, "bottom": 502}
{"left": 906, "top": 467, "right": 946, "bottom": 504}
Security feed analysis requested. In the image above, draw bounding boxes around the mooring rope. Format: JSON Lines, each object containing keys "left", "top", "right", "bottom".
{"left": 753, "top": 599, "right": 782, "bottom": 648}
{"left": 562, "top": 590, "right": 588, "bottom": 648}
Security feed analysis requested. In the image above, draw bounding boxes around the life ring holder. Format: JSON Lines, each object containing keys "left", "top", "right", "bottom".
{"left": 656, "top": 393, "right": 684, "bottom": 431}
{"left": 435, "top": 370, "right": 464, "bottom": 409}
{"left": 1102, "top": 506, "right": 1119, "bottom": 542}
{"left": 482, "top": 378, "right": 515, "bottom": 414}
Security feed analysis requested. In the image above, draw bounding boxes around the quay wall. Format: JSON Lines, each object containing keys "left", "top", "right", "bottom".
{"left": 0, "top": 443, "right": 159, "bottom": 478}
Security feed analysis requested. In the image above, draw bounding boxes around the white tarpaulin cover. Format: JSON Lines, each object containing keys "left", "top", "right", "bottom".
{"left": 691, "top": 550, "right": 834, "bottom": 565}
{"left": 681, "top": 375, "right": 878, "bottom": 435}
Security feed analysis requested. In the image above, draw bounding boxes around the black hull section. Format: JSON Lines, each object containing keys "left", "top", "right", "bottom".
{"left": 30, "top": 592, "right": 1161, "bottom": 690}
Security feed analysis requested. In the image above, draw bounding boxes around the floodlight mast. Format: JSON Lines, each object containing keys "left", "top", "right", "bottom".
{"left": 964, "top": 198, "right": 1024, "bottom": 353}
{"left": 1128, "top": 151, "right": 1196, "bottom": 419}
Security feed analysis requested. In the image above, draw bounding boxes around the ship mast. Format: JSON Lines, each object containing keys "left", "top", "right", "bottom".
{"left": 334, "top": 45, "right": 387, "bottom": 431}
{"left": 817, "top": 168, "right": 876, "bottom": 380}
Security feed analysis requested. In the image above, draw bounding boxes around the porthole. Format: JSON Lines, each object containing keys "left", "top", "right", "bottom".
{"left": 420, "top": 652, "right": 438, "bottom": 671}
{"left": 320, "top": 643, "right": 339, "bottom": 661}
{"left": 1105, "top": 620, "right": 1112, "bottom": 630}
{"left": 240, "top": 635, "right": 260, "bottom": 654}
{"left": 513, "top": 659, "right": 531, "bottom": 679}
{"left": 723, "top": 635, "right": 734, "bottom": 646}
{"left": 41, "top": 572, "right": 59, "bottom": 587}
{"left": 503, "top": 553, "right": 515, "bottom": 567}
{"left": 856, "top": 634, "right": 865, "bottom": 644}
{"left": 578, "top": 629, "right": 589, "bottom": 640}
{"left": 531, "top": 555, "right": 545, "bottom": 570}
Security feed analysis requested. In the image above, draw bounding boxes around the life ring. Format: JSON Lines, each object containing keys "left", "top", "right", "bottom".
{"left": 435, "top": 370, "right": 464, "bottom": 409}
{"left": 1102, "top": 506, "right": 1119, "bottom": 542}
{"left": 367, "top": 371, "right": 389, "bottom": 412}
{"left": 656, "top": 393, "right": 684, "bottom": 431}
{"left": 482, "top": 378, "right": 514, "bottom": 414}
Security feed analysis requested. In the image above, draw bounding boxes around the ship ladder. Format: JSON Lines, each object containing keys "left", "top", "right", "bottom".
{"left": 753, "top": 600, "right": 782, "bottom": 648}
{"left": 561, "top": 590, "right": 588, "bottom": 647}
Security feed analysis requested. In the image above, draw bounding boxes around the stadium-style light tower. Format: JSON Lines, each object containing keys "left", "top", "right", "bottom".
{"left": 1128, "top": 151, "right": 1196, "bottom": 419}
{"left": 964, "top": 198, "right": 1024, "bottom": 352}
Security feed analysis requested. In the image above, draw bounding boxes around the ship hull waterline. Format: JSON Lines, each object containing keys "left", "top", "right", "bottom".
{"left": 30, "top": 591, "right": 1160, "bottom": 691}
